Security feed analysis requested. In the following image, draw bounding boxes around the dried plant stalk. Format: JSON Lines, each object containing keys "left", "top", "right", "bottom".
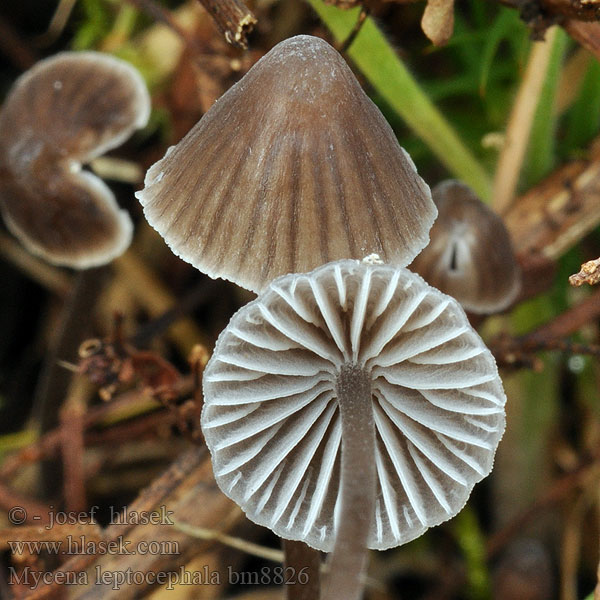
{"left": 504, "top": 138, "right": 600, "bottom": 260}
{"left": 60, "top": 375, "right": 93, "bottom": 513}
{"left": 113, "top": 252, "right": 207, "bottom": 354}
{"left": 23, "top": 449, "right": 242, "bottom": 600}
{"left": 0, "top": 232, "right": 71, "bottom": 295}
{"left": 197, "top": 0, "right": 256, "bottom": 48}
{"left": 566, "top": 20, "right": 600, "bottom": 61}
{"left": 569, "top": 257, "right": 600, "bottom": 286}
{"left": 492, "top": 29, "right": 558, "bottom": 214}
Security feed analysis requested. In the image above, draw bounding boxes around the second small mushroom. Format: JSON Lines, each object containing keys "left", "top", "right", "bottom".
{"left": 0, "top": 51, "right": 150, "bottom": 268}
{"left": 410, "top": 180, "right": 521, "bottom": 314}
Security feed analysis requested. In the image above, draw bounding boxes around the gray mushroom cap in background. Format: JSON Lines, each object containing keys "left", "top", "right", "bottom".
{"left": 0, "top": 51, "right": 150, "bottom": 268}
{"left": 410, "top": 180, "right": 521, "bottom": 314}
{"left": 137, "top": 35, "right": 436, "bottom": 293}
{"left": 202, "top": 259, "right": 506, "bottom": 552}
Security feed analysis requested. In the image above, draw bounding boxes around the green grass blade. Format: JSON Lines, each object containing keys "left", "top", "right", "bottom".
{"left": 306, "top": 0, "right": 492, "bottom": 201}
{"left": 479, "top": 9, "right": 523, "bottom": 96}
{"left": 0, "top": 429, "right": 37, "bottom": 458}
{"left": 564, "top": 57, "right": 600, "bottom": 153}
{"left": 525, "top": 28, "right": 569, "bottom": 185}
{"left": 453, "top": 506, "right": 491, "bottom": 600}
{"left": 72, "top": 0, "right": 114, "bottom": 50}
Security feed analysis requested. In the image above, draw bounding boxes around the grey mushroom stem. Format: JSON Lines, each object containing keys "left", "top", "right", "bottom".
{"left": 323, "top": 364, "right": 376, "bottom": 600}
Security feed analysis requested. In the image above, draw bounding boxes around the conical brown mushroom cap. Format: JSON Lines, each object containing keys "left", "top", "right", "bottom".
{"left": 411, "top": 180, "right": 521, "bottom": 314}
{"left": 137, "top": 35, "right": 435, "bottom": 292}
{"left": 0, "top": 52, "right": 150, "bottom": 268}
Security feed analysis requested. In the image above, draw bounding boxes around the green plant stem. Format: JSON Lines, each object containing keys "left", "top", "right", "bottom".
{"left": 307, "top": 0, "right": 492, "bottom": 201}
{"left": 453, "top": 506, "right": 491, "bottom": 600}
{"left": 525, "top": 27, "right": 569, "bottom": 186}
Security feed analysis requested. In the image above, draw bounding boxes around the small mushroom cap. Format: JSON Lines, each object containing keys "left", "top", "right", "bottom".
{"left": 0, "top": 52, "right": 150, "bottom": 268}
{"left": 410, "top": 180, "right": 521, "bottom": 314}
{"left": 202, "top": 259, "right": 506, "bottom": 552}
{"left": 137, "top": 35, "right": 435, "bottom": 292}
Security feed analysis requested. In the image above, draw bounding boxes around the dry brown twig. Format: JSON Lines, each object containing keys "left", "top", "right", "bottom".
{"left": 0, "top": 296, "right": 200, "bottom": 492}
{"left": 0, "top": 371, "right": 193, "bottom": 485}
{"left": 35, "top": 0, "right": 78, "bottom": 47}
{"left": 504, "top": 137, "right": 600, "bottom": 260}
{"left": 487, "top": 461, "right": 600, "bottom": 558}
{"left": 569, "top": 257, "right": 600, "bottom": 286}
{"left": 561, "top": 476, "right": 599, "bottom": 600}
{"left": 74, "top": 319, "right": 208, "bottom": 442}
{"left": 17, "top": 448, "right": 241, "bottom": 600}
{"left": 523, "top": 285, "right": 600, "bottom": 342}
{"left": 489, "top": 283, "right": 600, "bottom": 368}
{"left": 76, "top": 314, "right": 181, "bottom": 402}
{"left": 59, "top": 376, "right": 92, "bottom": 514}
{"left": 566, "top": 20, "right": 600, "bottom": 62}
{"left": 142, "top": 344, "right": 207, "bottom": 446}
{"left": 0, "top": 233, "right": 71, "bottom": 297}
{"left": 113, "top": 251, "right": 208, "bottom": 355}
{"left": 0, "top": 522, "right": 103, "bottom": 550}
{"left": 543, "top": 0, "right": 600, "bottom": 22}
{"left": 499, "top": 0, "right": 600, "bottom": 40}
{"left": 0, "top": 484, "right": 52, "bottom": 526}
{"left": 196, "top": 0, "right": 257, "bottom": 49}
{"left": 0, "top": 15, "right": 37, "bottom": 69}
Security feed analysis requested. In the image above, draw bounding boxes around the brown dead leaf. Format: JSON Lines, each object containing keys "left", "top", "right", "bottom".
{"left": 421, "top": 0, "right": 455, "bottom": 46}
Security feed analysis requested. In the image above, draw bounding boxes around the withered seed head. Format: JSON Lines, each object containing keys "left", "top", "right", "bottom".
{"left": 410, "top": 180, "right": 521, "bottom": 314}
{"left": 0, "top": 52, "right": 150, "bottom": 268}
{"left": 137, "top": 35, "right": 435, "bottom": 292}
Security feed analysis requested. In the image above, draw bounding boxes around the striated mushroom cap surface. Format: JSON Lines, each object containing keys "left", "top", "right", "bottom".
{"left": 202, "top": 259, "right": 506, "bottom": 551}
{"left": 137, "top": 35, "right": 435, "bottom": 292}
{"left": 0, "top": 51, "right": 150, "bottom": 268}
{"left": 411, "top": 180, "right": 521, "bottom": 314}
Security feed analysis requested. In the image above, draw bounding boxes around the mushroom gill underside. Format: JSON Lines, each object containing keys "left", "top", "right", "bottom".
{"left": 202, "top": 260, "right": 506, "bottom": 552}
